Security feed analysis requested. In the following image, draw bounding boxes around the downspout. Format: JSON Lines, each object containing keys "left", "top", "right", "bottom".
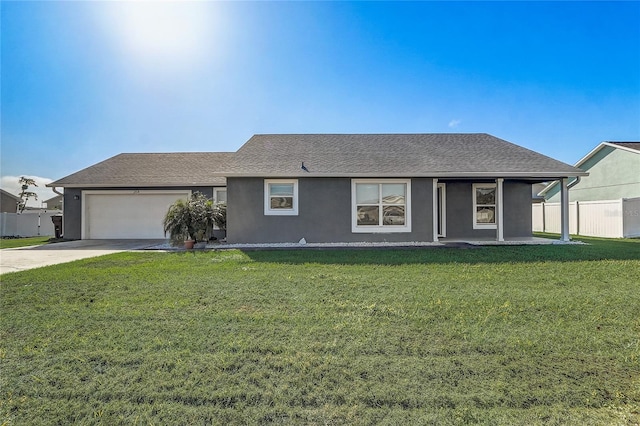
{"left": 567, "top": 176, "right": 581, "bottom": 189}
{"left": 51, "top": 187, "right": 64, "bottom": 238}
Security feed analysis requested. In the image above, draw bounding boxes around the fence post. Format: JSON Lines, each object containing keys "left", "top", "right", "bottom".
{"left": 560, "top": 178, "right": 570, "bottom": 242}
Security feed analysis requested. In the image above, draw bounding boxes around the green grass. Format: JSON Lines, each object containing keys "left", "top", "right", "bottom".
{"left": 0, "top": 237, "right": 50, "bottom": 249}
{"left": 1, "top": 237, "right": 639, "bottom": 425}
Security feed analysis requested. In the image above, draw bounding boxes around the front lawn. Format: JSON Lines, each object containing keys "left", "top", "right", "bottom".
{"left": 0, "top": 236, "right": 50, "bottom": 249}
{"left": 1, "top": 238, "right": 639, "bottom": 424}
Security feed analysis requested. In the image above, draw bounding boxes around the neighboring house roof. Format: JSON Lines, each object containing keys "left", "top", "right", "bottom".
{"left": 48, "top": 153, "right": 232, "bottom": 188}
{"left": 45, "top": 194, "right": 63, "bottom": 203}
{"left": 0, "top": 189, "right": 21, "bottom": 213}
{"left": 532, "top": 182, "right": 548, "bottom": 202}
{"left": 608, "top": 142, "right": 640, "bottom": 152}
{"left": 1, "top": 188, "right": 21, "bottom": 202}
{"left": 45, "top": 194, "right": 63, "bottom": 209}
{"left": 48, "top": 134, "right": 586, "bottom": 188}
{"left": 539, "top": 141, "right": 639, "bottom": 196}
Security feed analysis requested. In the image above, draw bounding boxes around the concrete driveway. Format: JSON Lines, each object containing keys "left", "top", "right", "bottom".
{"left": 0, "top": 240, "right": 164, "bottom": 275}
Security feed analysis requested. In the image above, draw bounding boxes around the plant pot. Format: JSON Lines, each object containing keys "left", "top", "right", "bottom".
{"left": 194, "top": 241, "right": 207, "bottom": 249}
{"left": 184, "top": 240, "right": 195, "bottom": 250}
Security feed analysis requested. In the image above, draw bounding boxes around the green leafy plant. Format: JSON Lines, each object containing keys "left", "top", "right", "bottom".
{"left": 162, "top": 192, "right": 215, "bottom": 246}
{"left": 212, "top": 202, "right": 226, "bottom": 231}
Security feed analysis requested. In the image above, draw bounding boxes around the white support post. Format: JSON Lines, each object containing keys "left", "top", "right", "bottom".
{"left": 560, "top": 177, "right": 570, "bottom": 242}
{"left": 432, "top": 178, "right": 439, "bottom": 242}
{"left": 496, "top": 178, "right": 504, "bottom": 242}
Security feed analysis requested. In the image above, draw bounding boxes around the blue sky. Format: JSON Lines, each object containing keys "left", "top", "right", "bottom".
{"left": 1, "top": 1, "right": 639, "bottom": 203}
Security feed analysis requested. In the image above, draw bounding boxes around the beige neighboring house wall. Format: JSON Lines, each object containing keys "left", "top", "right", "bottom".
{"left": 45, "top": 194, "right": 63, "bottom": 210}
{"left": 1, "top": 189, "right": 21, "bottom": 213}
{"left": 535, "top": 142, "right": 640, "bottom": 238}
{"left": 542, "top": 142, "right": 640, "bottom": 202}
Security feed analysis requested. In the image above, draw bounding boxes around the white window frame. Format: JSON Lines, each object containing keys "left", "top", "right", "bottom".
{"left": 212, "top": 187, "right": 227, "bottom": 230}
{"left": 213, "top": 187, "right": 227, "bottom": 205}
{"left": 472, "top": 183, "right": 497, "bottom": 229}
{"left": 351, "top": 179, "right": 412, "bottom": 233}
{"left": 437, "top": 182, "right": 447, "bottom": 238}
{"left": 264, "top": 179, "right": 298, "bottom": 216}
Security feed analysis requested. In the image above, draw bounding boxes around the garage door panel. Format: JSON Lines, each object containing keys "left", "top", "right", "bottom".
{"left": 84, "top": 192, "right": 190, "bottom": 239}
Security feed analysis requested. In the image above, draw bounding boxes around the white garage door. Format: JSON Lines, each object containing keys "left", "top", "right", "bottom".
{"left": 83, "top": 190, "right": 191, "bottom": 239}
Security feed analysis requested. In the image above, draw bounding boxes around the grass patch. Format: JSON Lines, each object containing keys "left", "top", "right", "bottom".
{"left": 0, "top": 237, "right": 50, "bottom": 249}
{"left": 1, "top": 240, "right": 639, "bottom": 424}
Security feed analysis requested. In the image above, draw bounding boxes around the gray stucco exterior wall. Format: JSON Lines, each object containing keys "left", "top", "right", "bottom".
{"left": 226, "top": 177, "right": 532, "bottom": 243}
{"left": 442, "top": 180, "right": 532, "bottom": 239}
{"left": 62, "top": 187, "right": 214, "bottom": 240}
{"left": 503, "top": 181, "right": 534, "bottom": 237}
{"left": 63, "top": 189, "right": 82, "bottom": 240}
{"left": 227, "top": 177, "right": 434, "bottom": 243}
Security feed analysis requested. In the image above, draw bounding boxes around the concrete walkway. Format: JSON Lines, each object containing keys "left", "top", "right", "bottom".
{"left": 0, "top": 240, "right": 164, "bottom": 275}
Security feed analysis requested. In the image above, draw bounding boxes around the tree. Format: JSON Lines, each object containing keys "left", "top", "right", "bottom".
{"left": 18, "top": 177, "right": 38, "bottom": 213}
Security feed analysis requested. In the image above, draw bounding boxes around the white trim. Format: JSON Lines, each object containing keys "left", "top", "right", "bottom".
{"left": 472, "top": 183, "right": 497, "bottom": 230}
{"left": 264, "top": 179, "right": 298, "bottom": 216}
{"left": 537, "top": 141, "right": 639, "bottom": 197}
{"left": 437, "top": 182, "right": 447, "bottom": 238}
{"left": 432, "top": 179, "right": 439, "bottom": 242}
{"left": 81, "top": 189, "right": 191, "bottom": 239}
{"left": 213, "top": 187, "right": 227, "bottom": 204}
{"left": 213, "top": 187, "right": 227, "bottom": 230}
{"left": 496, "top": 178, "right": 504, "bottom": 241}
{"left": 351, "top": 179, "right": 412, "bottom": 233}
{"left": 560, "top": 178, "right": 570, "bottom": 242}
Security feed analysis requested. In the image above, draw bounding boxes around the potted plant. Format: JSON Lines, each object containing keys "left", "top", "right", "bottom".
{"left": 163, "top": 192, "right": 215, "bottom": 249}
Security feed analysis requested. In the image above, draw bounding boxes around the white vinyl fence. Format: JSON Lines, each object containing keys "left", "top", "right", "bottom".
{"left": 533, "top": 197, "right": 640, "bottom": 238}
{"left": 0, "top": 211, "right": 61, "bottom": 237}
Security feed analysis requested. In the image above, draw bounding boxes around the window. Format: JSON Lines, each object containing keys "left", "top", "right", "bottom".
{"left": 214, "top": 187, "right": 227, "bottom": 204}
{"left": 264, "top": 179, "right": 298, "bottom": 216}
{"left": 213, "top": 188, "right": 227, "bottom": 230}
{"left": 352, "top": 180, "right": 411, "bottom": 233}
{"left": 473, "top": 183, "right": 497, "bottom": 229}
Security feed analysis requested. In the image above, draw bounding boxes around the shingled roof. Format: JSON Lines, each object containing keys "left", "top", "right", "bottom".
{"left": 608, "top": 142, "right": 640, "bottom": 152}
{"left": 49, "top": 134, "right": 586, "bottom": 187}
{"left": 221, "top": 133, "right": 586, "bottom": 179}
{"left": 49, "top": 153, "right": 232, "bottom": 187}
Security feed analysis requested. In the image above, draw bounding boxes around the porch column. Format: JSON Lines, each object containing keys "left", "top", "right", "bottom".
{"left": 432, "top": 178, "right": 439, "bottom": 242}
{"left": 560, "top": 177, "right": 570, "bottom": 242}
{"left": 496, "top": 178, "right": 504, "bottom": 242}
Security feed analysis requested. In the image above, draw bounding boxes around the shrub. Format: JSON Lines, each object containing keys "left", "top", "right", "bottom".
{"left": 163, "top": 192, "right": 215, "bottom": 246}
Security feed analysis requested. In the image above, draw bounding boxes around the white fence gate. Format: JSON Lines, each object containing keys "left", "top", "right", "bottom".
{"left": 0, "top": 211, "right": 61, "bottom": 237}
{"left": 533, "top": 197, "right": 640, "bottom": 238}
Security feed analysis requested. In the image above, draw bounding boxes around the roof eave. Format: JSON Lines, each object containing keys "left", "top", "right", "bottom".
{"left": 213, "top": 171, "right": 588, "bottom": 179}
{"left": 46, "top": 182, "right": 228, "bottom": 189}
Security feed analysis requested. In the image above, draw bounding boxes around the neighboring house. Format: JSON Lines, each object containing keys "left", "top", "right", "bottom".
{"left": 48, "top": 134, "right": 586, "bottom": 243}
{"left": 0, "top": 189, "right": 21, "bottom": 213}
{"left": 534, "top": 141, "right": 640, "bottom": 238}
{"left": 540, "top": 142, "right": 640, "bottom": 202}
{"left": 1, "top": 189, "right": 60, "bottom": 237}
{"left": 531, "top": 183, "right": 547, "bottom": 204}
{"left": 44, "top": 194, "right": 63, "bottom": 210}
